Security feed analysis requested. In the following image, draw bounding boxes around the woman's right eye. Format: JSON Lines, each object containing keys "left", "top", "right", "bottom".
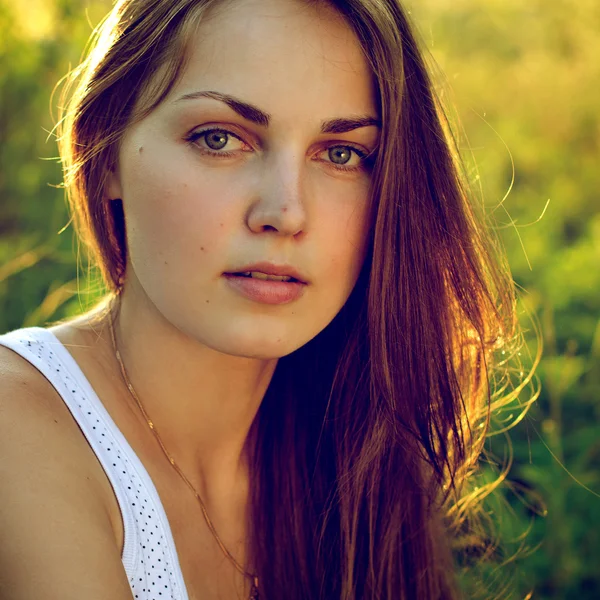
{"left": 186, "top": 128, "right": 249, "bottom": 156}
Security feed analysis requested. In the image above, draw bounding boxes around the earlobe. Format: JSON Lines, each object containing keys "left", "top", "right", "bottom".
{"left": 106, "top": 169, "right": 123, "bottom": 201}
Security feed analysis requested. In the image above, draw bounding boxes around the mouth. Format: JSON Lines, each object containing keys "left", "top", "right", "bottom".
{"left": 222, "top": 272, "right": 306, "bottom": 305}
{"left": 223, "top": 261, "right": 309, "bottom": 284}
{"left": 226, "top": 271, "right": 301, "bottom": 283}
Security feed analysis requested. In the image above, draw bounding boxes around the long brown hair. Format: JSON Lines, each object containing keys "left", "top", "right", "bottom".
{"left": 56, "top": 0, "right": 539, "bottom": 597}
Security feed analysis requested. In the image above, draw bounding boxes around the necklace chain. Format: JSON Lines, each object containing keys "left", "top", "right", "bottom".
{"left": 107, "top": 296, "right": 259, "bottom": 599}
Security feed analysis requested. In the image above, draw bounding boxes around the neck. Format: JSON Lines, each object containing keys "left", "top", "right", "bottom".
{"left": 105, "top": 281, "right": 277, "bottom": 506}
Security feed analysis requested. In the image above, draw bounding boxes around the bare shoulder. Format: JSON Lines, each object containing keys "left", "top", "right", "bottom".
{"left": 0, "top": 341, "right": 98, "bottom": 468}
{"left": 0, "top": 343, "right": 133, "bottom": 599}
{"left": 0, "top": 343, "right": 82, "bottom": 451}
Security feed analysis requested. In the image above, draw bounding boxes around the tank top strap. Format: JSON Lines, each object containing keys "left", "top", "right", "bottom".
{"left": 0, "top": 326, "right": 189, "bottom": 600}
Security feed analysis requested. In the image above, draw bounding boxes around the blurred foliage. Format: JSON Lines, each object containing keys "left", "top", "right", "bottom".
{"left": 0, "top": 0, "right": 598, "bottom": 598}
{"left": 411, "top": 1, "right": 600, "bottom": 597}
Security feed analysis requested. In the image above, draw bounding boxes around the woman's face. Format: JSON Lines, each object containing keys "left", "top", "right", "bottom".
{"left": 108, "top": 0, "right": 380, "bottom": 359}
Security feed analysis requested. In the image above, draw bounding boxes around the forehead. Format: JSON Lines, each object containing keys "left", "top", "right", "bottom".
{"left": 167, "top": 0, "right": 377, "bottom": 122}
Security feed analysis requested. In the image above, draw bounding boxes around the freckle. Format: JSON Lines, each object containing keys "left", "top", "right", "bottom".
{"left": 200, "top": 246, "right": 204, "bottom": 251}
{"left": 205, "top": 300, "right": 209, "bottom": 303}
{"left": 219, "top": 223, "right": 224, "bottom": 228}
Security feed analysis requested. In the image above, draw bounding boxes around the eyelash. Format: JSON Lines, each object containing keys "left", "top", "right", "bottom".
{"left": 185, "top": 127, "right": 374, "bottom": 173}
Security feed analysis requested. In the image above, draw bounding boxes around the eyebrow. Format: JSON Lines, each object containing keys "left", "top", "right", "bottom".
{"left": 174, "top": 90, "right": 381, "bottom": 133}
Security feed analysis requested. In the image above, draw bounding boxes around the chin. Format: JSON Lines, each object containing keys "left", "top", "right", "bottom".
{"left": 203, "top": 323, "right": 310, "bottom": 360}
{"left": 214, "top": 339, "right": 299, "bottom": 360}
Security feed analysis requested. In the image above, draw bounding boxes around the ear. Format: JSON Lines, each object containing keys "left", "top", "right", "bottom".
{"left": 106, "top": 168, "right": 123, "bottom": 201}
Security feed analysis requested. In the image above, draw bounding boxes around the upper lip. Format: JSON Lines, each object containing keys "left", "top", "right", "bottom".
{"left": 225, "top": 261, "right": 309, "bottom": 284}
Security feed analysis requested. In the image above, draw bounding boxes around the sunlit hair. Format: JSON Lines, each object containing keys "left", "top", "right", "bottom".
{"left": 56, "top": 0, "right": 541, "bottom": 597}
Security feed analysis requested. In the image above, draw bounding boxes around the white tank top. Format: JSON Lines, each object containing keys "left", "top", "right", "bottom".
{"left": 0, "top": 326, "right": 190, "bottom": 600}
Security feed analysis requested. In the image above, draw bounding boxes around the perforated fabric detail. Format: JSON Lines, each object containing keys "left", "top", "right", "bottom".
{"left": 0, "top": 327, "right": 189, "bottom": 600}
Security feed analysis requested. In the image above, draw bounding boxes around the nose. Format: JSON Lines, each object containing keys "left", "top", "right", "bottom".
{"left": 245, "top": 150, "right": 308, "bottom": 237}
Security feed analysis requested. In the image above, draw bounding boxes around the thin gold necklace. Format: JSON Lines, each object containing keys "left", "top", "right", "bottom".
{"left": 107, "top": 296, "right": 259, "bottom": 600}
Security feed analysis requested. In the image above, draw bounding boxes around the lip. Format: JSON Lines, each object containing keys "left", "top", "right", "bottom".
{"left": 223, "top": 273, "right": 306, "bottom": 305}
{"left": 224, "top": 261, "right": 309, "bottom": 284}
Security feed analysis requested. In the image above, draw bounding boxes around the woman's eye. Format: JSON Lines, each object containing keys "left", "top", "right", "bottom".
{"left": 321, "top": 145, "right": 370, "bottom": 172}
{"left": 186, "top": 128, "right": 247, "bottom": 154}
{"left": 327, "top": 146, "right": 360, "bottom": 166}
{"left": 186, "top": 129, "right": 372, "bottom": 172}
{"left": 204, "top": 130, "right": 229, "bottom": 150}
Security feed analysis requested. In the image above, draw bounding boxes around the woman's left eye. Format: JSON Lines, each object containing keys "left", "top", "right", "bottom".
{"left": 321, "top": 145, "right": 369, "bottom": 172}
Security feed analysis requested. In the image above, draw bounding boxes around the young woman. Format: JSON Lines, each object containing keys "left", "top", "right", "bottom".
{"left": 0, "top": 0, "right": 531, "bottom": 598}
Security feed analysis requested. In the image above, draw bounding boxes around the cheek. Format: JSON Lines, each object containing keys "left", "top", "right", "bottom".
{"left": 317, "top": 182, "right": 371, "bottom": 280}
{"left": 121, "top": 149, "right": 247, "bottom": 260}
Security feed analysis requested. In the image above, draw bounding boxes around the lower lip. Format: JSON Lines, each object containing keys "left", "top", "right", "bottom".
{"left": 223, "top": 274, "right": 307, "bottom": 305}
